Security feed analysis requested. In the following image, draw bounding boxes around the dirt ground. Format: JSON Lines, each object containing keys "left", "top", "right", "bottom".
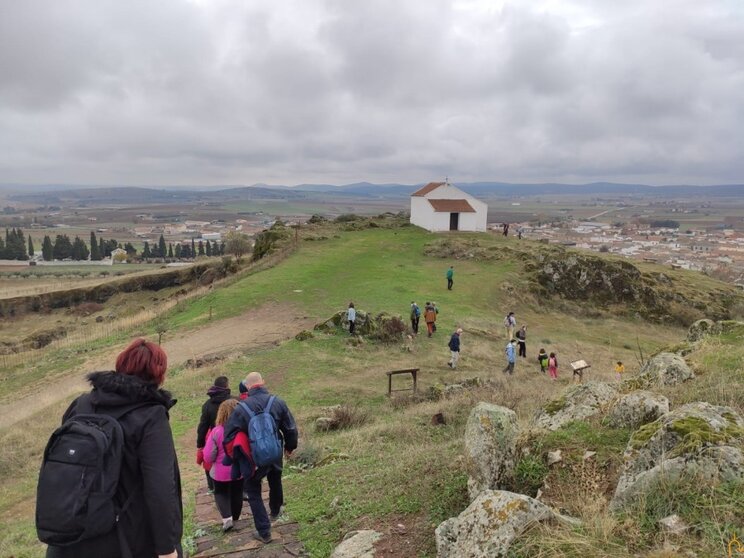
{"left": 0, "top": 303, "right": 313, "bottom": 430}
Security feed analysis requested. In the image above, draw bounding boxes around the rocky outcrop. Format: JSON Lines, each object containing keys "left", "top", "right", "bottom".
{"left": 611, "top": 402, "right": 744, "bottom": 508}
{"left": 627, "top": 352, "right": 694, "bottom": 388}
{"left": 607, "top": 390, "right": 670, "bottom": 429}
{"left": 330, "top": 530, "right": 381, "bottom": 558}
{"left": 687, "top": 319, "right": 717, "bottom": 341}
{"left": 315, "top": 310, "right": 376, "bottom": 335}
{"left": 533, "top": 382, "right": 617, "bottom": 431}
{"left": 464, "top": 403, "right": 519, "bottom": 500}
{"left": 435, "top": 490, "right": 579, "bottom": 558}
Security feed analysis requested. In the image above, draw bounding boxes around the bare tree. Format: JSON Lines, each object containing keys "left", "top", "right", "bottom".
{"left": 224, "top": 231, "right": 251, "bottom": 263}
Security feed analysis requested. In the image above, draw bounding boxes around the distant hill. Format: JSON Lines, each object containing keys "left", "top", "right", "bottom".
{"left": 5, "top": 182, "right": 743, "bottom": 204}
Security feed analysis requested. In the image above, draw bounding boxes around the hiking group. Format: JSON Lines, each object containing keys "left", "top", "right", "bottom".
{"left": 36, "top": 338, "right": 296, "bottom": 558}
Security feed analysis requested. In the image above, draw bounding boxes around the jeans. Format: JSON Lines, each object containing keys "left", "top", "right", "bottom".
{"left": 503, "top": 361, "right": 515, "bottom": 374}
{"left": 411, "top": 317, "right": 419, "bottom": 334}
{"left": 447, "top": 278, "right": 453, "bottom": 290}
{"left": 244, "top": 466, "right": 284, "bottom": 537}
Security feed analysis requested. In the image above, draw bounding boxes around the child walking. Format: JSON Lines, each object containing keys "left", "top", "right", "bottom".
{"left": 615, "top": 361, "right": 625, "bottom": 381}
{"left": 204, "top": 399, "right": 244, "bottom": 532}
{"left": 547, "top": 352, "right": 559, "bottom": 381}
{"left": 537, "top": 348, "right": 548, "bottom": 374}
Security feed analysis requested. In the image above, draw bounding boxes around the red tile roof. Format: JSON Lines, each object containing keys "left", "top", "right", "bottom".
{"left": 427, "top": 199, "right": 475, "bottom": 213}
{"left": 411, "top": 182, "right": 445, "bottom": 197}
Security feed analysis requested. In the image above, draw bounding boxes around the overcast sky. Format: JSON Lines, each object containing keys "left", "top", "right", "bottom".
{"left": 1, "top": 0, "right": 743, "bottom": 187}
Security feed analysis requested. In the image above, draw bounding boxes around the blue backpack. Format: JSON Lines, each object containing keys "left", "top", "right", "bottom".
{"left": 238, "top": 396, "right": 283, "bottom": 468}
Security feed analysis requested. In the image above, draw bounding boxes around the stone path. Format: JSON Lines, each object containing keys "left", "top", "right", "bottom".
{"left": 192, "top": 483, "right": 306, "bottom": 558}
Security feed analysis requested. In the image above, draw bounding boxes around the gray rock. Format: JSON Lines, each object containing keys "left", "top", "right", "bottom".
{"left": 611, "top": 402, "right": 744, "bottom": 508}
{"left": 331, "top": 530, "right": 382, "bottom": 558}
{"left": 435, "top": 490, "right": 579, "bottom": 558}
{"left": 632, "top": 352, "right": 695, "bottom": 387}
{"left": 687, "top": 319, "right": 716, "bottom": 341}
{"left": 315, "top": 417, "right": 333, "bottom": 432}
{"left": 547, "top": 450, "right": 562, "bottom": 466}
{"left": 314, "top": 310, "right": 377, "bottom": 335}
{"left": 464, "top": 403, "right": 519, "bottom": 500}
{"left": 658, "top": 514, "right": 689, "bottom": 535}
{"left": 533, "top": 382, "right": 618, "bottom": 431}
{"left": 607, "top": 390, "right": 670, "bottom": 429}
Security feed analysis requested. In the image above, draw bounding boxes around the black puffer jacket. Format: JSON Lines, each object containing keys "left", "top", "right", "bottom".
{"left": 46, "top": 371, "right": 183, "bottom": 558}
{"left": 196, "top": 386, "right": 232, "bottom": 448}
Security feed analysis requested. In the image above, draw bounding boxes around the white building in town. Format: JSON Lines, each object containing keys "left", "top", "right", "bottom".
{"left": 409, "top": 181, "right": 488, "bottom": 232}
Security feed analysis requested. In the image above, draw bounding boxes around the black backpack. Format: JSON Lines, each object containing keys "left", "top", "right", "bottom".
{"left": 36, "top": 395, "right": 143, "bottom": 550}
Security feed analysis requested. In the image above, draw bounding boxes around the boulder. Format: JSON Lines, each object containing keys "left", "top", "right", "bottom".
{"left": 314, "top": 310, "right": 377, "bottom": 335}
{"left": 607, "top": 390, "right": 670, "bottom": 429}
{"left": 611, "top": 402, "right": 744, "bottom": 508}
{"left": 630, "top": 352, "right": 694, "bottom": 388}
{"left": 435, "top": 490, "right": 579, "bottom": 558}
{"left": 331, "top": 530, "right": 382, "bottom": 558}
{"left": 295, "top": 330, "right": 314, "bottom": 341}
{"left": 315, "top": 417, "right": 333, "bottom": 432}
{"left": 687, "top": 319, "right": 716, "bottom": 341}
{"left": 533, "top": 382, "right": 618, "bottom": 431}
{"left": 658, "top": 514, "right": 689, "bottom": 536}
{"left": 464, "top": 403, "right": 519, "bottom": 500}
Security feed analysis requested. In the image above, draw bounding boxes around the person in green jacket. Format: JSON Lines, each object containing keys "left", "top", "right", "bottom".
{"left": 446, "top": 266, "right": 454, "bottom": 290}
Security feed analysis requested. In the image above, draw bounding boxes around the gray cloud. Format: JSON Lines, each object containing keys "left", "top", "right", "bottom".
{"left": 0, "top": 0, "right": 743, "bottom": 186}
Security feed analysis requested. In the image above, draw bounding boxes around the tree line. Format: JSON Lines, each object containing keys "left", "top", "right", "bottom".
{"left": 0, "top": 228, "right": 226, "bottom": 261}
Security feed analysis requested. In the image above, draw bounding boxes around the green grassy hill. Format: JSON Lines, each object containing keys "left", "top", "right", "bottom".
{"left": 1, "top": 219, "right": 742, "bottom": 557}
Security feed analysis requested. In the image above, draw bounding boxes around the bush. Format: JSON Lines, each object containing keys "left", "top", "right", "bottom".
{"left": 372, "top": 314, "right": 406, "bottom": 344}
{"left": 334, "top": 213, "right": 361, "bottom": 223}
{"left": 512, "top": 456, "right": 548, "bottom": 497}
{"left": 328, "top": 404, "right": 369, "bottom": 431}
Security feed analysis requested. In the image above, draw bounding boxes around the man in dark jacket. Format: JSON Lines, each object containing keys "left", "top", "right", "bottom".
{"left": 196, "top": 376, "right": 231, "bottom": 491}
{"left": 224, "top": 372, "right": 297, "bottom": 544}
{"left": 448, "top": 328, "right": 462, "bottom": 369}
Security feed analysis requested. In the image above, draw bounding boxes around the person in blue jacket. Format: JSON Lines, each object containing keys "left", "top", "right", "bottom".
{"left": 448, "top": 328, "right": 462, "bottom": 369}
{"left": 223, "top": 372, "right": 298, "bottom": 544}
{"left": 503, "top": 339, "right": 516, "bottom": 375}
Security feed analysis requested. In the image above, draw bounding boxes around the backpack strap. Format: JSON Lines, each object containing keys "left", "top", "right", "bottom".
{"left": 239, "top": 400, "right": 255, "bottom": 419}
{"left": 265, "top": 395, "right": 276, "bottom": 415}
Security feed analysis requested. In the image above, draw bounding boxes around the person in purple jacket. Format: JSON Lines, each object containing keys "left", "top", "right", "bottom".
{"left": 204, "top": 399, "right": 243, "bottom": 532}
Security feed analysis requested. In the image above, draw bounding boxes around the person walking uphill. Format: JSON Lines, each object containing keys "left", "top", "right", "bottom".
{"left": 40, "top": 338, "right": 182, "bottom": 558}
{"left": 424, "top": 302, "right": 437, "bottom": 337}
{"left": 448, "top": 328, "right": 463, "bottom": 369}
{"left": 516, "top": 326, "right": 527, "bottom": 358}
{"left": 446, "top": 266, "right": 454, "bottom": 290}
{"left": 503, "top": 339, "right": 516, "bottom": 375}
{"left": 224, "top": 372, "right": 298, "bottom": 544}
{"left": 504, "top": 312, "right": 516, "bottom": 340}
{"left": 410, "top": 302, "right": 420, "bottom": 335}
{"left": 197, "top": 376, "right": 232, "bottom": 492}
{"left": 347, "top": 302, "right": 356, "bottom": 335}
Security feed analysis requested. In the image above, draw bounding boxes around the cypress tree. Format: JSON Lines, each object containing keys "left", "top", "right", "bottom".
{"left": 28, "top": 234, "right": 34, "bottom": 257}
{"left": 71, "top": 236, "right": 89, "bottom": 260}
{"left": 205, "top": 241, "right": 212, "bottom": 257}
{"left": 42, "top": 235, "right": 53, "bottom": 261}
{"left": 174, "top": 244, "right": 182, "bottom": 258}
{"left": 142, "top": 241, "right": 152, "bottom": 259}
{"left": 53, "top": 234, "right": 73, "bottom": 260}
{"left": 90, "top": 231, "right": 101, "bottom": 260}
{"left": 198, "top": 240, "right": 204, "bottom": 256}
{"left": 191, "top": 237, "right": 196, "bottom": 256}
{"left": 168, "top": 244, "right": 174, "bottom": 258}
{"left": 158, "top": 235, "right": 167, "bottom": 258}
{"left": 0, "top": 235, "right": 5, "bottom": 259}
{"left": 99, "top": 237, "right": 106, "bottom": 258}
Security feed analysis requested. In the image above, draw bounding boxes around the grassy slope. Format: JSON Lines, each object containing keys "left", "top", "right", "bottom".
{"left": 0, "top": 225, "right": 717, "bottom": 557}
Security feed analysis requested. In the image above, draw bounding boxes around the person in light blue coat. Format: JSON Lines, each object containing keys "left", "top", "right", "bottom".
{"left": 502, "top": 339, "right": 516, "bottom": 375}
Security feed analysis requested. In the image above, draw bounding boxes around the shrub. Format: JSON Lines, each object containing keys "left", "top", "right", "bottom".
{"left": 328, "top": 404, "right": 369, "bottom": 431}
{"left": 512, "top": 455, "right": 549, "bottom": 497}
{"left": 334, "top": 213, "right": 361, "bottom": 223}
{"left": 372, "top": 314, "right": 406, "bottom": 344}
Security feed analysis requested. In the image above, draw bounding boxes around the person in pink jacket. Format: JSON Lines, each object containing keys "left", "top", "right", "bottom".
{"left": 204, "top": 399, "right": 243, "bottom": 531}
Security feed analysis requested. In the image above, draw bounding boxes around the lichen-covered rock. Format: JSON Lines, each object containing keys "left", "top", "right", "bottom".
{"left": 330, "top": 530, "right": 382, "bottom": 558}
{"left": 610, "top": 402, "right": 744, "bottom": 508}
{"left": 314, "top": 310, "right": 377, "bottom": 335}
{"left": 533, "top": 382, "right": 618, "bottom": 431}
{"left": 607, "top": 390, "right": 670, "bottom": 429}
{"left": 464, "top": 403, "right": 519, "bottom": 500}
{"left": 687, "top": 319, "right": 717, "bottom": 341}
{"left": 629, "top": 352, "right": 694, "bottom": 388}
{"left": 435, "top": 490, "right": 579, "bottom": 558}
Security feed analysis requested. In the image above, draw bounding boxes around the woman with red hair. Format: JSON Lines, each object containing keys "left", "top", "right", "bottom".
{"left": 45, "top": 339, "right": 182, "bottom": 558}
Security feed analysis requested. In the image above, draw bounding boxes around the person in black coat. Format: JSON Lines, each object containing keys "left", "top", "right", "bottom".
{"left": 46, "top": 338, "right": 182, "bottom": 558}
{"left": 224, "top": 372, "right": 297, "bottom": 543}
{"left": 196, "top": 376, "right": 232, "bottom": 491}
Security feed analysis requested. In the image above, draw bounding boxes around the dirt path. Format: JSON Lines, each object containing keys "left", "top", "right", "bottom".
{"left": 0, "top": 303, "right": 314, "bottom": 430}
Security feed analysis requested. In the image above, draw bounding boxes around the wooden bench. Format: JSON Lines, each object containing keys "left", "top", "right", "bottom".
{"left": 570, "top": 360, "right": 591, "bottom": 383}
{"left": 386, "top": 368, "right": 419, "bottom": 396}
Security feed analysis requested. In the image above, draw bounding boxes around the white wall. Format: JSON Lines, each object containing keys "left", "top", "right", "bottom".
{"left": 409, "top": 184, "right": 488, "bottom": 232}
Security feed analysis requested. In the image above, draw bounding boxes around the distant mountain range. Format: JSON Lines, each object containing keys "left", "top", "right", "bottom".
{"left": 3, "top": 182, "right": 743, "bottom": 204}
